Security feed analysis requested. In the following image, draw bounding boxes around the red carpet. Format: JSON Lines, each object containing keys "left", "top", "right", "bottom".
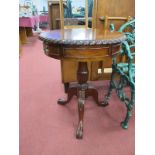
{"left": 19, "top": 34, "right": 135, "bottom": 155}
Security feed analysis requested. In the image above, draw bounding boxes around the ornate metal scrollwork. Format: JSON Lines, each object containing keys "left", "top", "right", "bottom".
{"left": 103, "top": 19, "right": 135, "bottom": 129}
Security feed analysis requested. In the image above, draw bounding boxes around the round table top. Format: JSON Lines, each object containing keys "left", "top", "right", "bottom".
{"left": 39, "top": 28, "right": 126, "bottom": 46}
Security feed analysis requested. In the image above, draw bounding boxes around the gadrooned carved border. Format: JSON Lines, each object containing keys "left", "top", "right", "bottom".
{"left": 39, "top": 33, "right": 126, "bottom": 46}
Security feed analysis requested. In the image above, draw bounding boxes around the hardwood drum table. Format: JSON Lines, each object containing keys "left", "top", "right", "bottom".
{"left": 39, "top": 28, "right": 126, "bottom": 139}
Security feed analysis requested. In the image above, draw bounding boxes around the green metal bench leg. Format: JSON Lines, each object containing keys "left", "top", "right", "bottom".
{"left": 103, "top": 71, "right": 116, "bottom": 104}
{"left": 121, "top": 88, "right": 135, "bottom": 129}
{"left": 121, "top": 107, "right": 132, "bottom": 129}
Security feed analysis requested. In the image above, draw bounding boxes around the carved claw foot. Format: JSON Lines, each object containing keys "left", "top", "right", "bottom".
{"left": 86, "top": 88, "right": 109, "bottom": 107}
{"left": 102, "top": 94, "right": 111, "bottom": 106}
{"left": 121, "top": 121, "right": 128, "bottom": 129}
{"left": 76, "top": 121, "right": 83, "bottom": 139}
{"left": 121, "top": 110, "right": 132, "bottom": 129}
{"left": 57, "top": 87, "right": 77, "bottom": 105}
{"left": 99, "top": 101, "right": 109, "bottom": 107}
{"left": 57, "top": 98, "right": 69, "bottom": 105}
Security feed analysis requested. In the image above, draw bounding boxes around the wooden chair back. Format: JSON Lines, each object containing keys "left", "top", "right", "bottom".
{"left": 93, "top": 0, "right": 135, "bottom": 30}
{"left": 102, "top": 16, "right": 133, "bottom": 30}
{"left": 59, "top": 0, "right": 90, "bottom": 29}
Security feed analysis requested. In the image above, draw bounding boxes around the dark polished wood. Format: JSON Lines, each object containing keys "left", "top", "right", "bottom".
{"left": 58, "top": 61, "right": 108, "bottom": 138}
{"left": 39, "top": 28, "right": 125, "bottom": 46}
{"left": 64, "top": 82, "right": 69, "bottom": 93}
{"left": 39, "top": 28, "right": 126, "bottom": 139}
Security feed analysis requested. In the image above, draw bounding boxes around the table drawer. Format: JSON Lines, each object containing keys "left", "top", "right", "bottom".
{"left": 63, "top": 47, "right": 110, "bottom": 60}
